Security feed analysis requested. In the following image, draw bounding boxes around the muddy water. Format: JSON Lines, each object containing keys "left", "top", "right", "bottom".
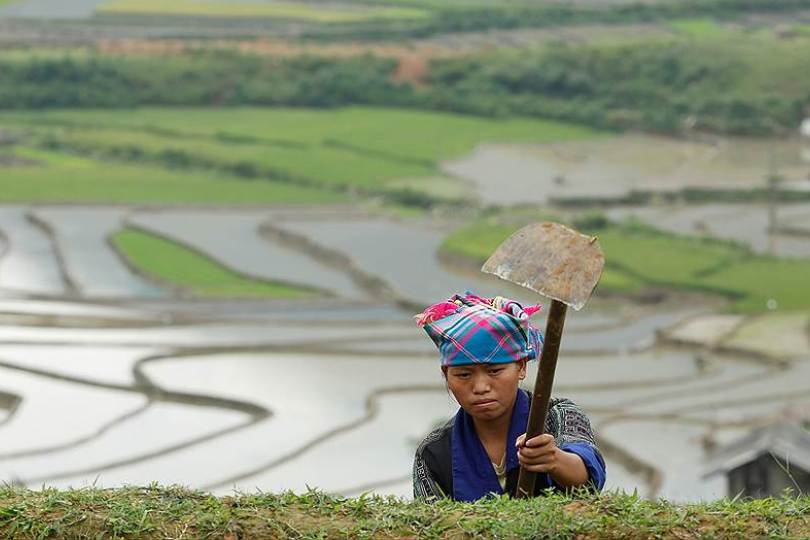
{"left": 31, "top": 208, "right": 165, "bottom": 298}
{"left": 0, "top": 207, "right": 65, "bottom": 295}
{"left": 0, "top": 366, "right": 145, "bottom": 457}
{"left": 0, "top": 345, "right": 154, "bottom": 386}
{"left": 444, "top": 135, "right": 810, "bottom": 206}
{"left": 273, "top": 217, "right": 537, "bottom": 306}
{"left": 0, "top": 284, "right": 739, "bottom": 500}
{"left": 600, "top": 420, "right": 727, "bottom": 501}
{"left": 3, "top": 401, "right": 247, "bottom": 484}
{"left": 127, "top": 210, "right": 367, "bottom": 300}
{"left": 0, "top": 298, "right": 156, "bottom": 321}
{"left": 607, "top": 203, "right": 810, "bottom": 258}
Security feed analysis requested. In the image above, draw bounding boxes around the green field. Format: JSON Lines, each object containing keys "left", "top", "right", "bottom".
{"left": 96, "top": 0, "right": 429, "bottom": 21}
{"left": 441, "top": 218, "right": 810, "bottom": 314}
{"left": 36, "top": 127, "right": 434, "bottom": 190}
{"left": 0, "top": 107, "right": 599, "bottom": 205}
{"left": 0, "top": 147, "right": 346, "bottom": 205}
{"left": 112, "top": 228, "right": 318, "bottom": 299}
{"left": 0, "top": 107, "right": 600, "bottom": 163}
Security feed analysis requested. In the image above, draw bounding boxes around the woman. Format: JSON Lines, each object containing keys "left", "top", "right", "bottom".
{"left": 412, "top": 292, "right": 606, "bottom": 502}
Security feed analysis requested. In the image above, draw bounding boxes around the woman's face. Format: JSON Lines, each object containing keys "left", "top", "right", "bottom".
{"left": 445, "top": 361, "right": 526, "bottom": 422}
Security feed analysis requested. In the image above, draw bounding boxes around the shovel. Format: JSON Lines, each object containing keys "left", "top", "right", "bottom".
{"left": 481, "top": 222, "right": 604, "bottom": 498}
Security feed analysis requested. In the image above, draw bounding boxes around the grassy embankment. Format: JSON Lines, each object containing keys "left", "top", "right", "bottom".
{"left": 1, "top": 486, "right": 808, "bottom": 539}
{"left": 442, "top": 217, "right": 810, "bottom": 314}
{"left": 111, "top": 228, "right": 317, "bottom": 299}
{"left": 0, "top": 107, "right": 599, "bottom": 206}
{"left": 96, "top": 0, "right": 429, "bottom": 22}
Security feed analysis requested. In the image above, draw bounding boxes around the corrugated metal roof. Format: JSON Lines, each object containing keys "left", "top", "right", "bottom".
{"left": 703, "top": 422, "right": 810, "bottom": 478}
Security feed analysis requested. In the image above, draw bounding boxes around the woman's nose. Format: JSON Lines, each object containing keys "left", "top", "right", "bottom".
{"left": 472, "top": 374, "right": 490, "bottom": 393}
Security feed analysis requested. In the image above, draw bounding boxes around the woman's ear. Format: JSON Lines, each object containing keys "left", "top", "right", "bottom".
{"left": 517, "top": 359, "right": 527, "bottom": 380}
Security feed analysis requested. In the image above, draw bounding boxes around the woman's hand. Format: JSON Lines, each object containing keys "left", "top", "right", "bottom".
{"left": 515, "top": 433, "right": 589, "bottom": 487}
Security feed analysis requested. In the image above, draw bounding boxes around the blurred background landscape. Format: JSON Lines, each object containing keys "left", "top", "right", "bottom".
{"left": 1, "top": 0, "right": 809, "bottom": 502}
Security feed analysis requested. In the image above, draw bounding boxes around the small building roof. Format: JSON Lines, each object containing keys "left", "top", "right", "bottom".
{"left": 703, "top": 422, "right": 810, "bottom": 479}
{"left": 801, "top": 118, "right": 810, "bottom": 137}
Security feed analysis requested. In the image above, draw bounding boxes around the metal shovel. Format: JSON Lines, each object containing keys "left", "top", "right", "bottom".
{"left": 481, "top": 222, "right": 604, "bottom": 498}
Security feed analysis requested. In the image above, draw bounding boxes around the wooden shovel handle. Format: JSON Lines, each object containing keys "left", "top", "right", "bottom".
{"left": 515, "top": 299, "right": 568, "bottom": 499}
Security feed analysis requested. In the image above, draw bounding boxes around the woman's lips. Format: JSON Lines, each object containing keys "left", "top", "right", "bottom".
{"left": 473, "top": 400, "right": 497, "bottom": 407}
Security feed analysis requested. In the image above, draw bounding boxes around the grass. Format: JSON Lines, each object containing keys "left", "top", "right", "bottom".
{"left": 0, "top": 485, "right": 807, "bottom": 539}
{"left": 441, "top": 217, "right": 810, "bottom": 313}
{"left": 668, "top": 18, "right": 727, "bottom": 38}
{"left": 96, "top": 0, "right": 429, "bottom": 22}
{"left": 111, "top": 228, "right": 318, "bottom": 299}
{"left": 0, "top": 106, "right": 601, "bottom": 164}
{"left": 0, "top": 147, "right": 347, "bottom": 205}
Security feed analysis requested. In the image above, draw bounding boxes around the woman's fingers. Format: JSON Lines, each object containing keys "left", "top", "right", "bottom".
{"left": 517, "top": 433, "right": 559, "bottom": 471}
{"left": 518, "top": 447, "right": 555, "bottom": 462}
{"left": 516, "top": 433, "right": 555, "bottom": 448}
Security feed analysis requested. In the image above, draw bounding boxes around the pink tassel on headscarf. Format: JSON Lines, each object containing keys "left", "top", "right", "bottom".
{"left": 415, "top": 293, "right": 542, "bottom": 326}
{"left": 414, "top": 301, "right": 460, "bottom": 326}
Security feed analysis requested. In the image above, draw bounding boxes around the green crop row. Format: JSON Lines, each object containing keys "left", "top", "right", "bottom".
{"left": 111, "top": 228, "right": 318, "bottom": 299}
{"left": 0, "top": 147, "right": 346, "bottom": 206}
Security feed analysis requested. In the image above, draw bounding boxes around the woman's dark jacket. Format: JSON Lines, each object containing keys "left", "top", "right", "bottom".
{"left": 412, "top": 395, "right": 605, "bottom": 502}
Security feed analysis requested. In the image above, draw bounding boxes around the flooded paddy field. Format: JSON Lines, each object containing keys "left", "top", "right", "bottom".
{"left": 0, "top": 203, "right": 808, "bottom": 502}
{"left": 607, "top": 203, "right": 810, "bottom": 259}
{"left": 270, "top": 215, "right": 537, "bottom": 306}
{"left": 126, "top": 209, "right": 368, "bottom": 300}
{"left": 0, "top": 206, "right": 65, "bottom": 295}
{"left": 31, "top": 207, "right": 164, "bottom": 298}
{"left": 0, "top": 287, "right": 807, "bottom": 501}
{"left": 444, "top": 135, "right": 810, "bottom": 206}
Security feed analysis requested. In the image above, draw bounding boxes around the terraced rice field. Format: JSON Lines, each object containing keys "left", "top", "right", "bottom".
{"left": 442, "top": 135, "right": 810, "bottom": 205}
{"left": 1, "top": 288, "right": 807, "bottom": 501}
{"left": 0, "top": 147, "right": 345, "bottom": 206}
{"left": 0, "top": 107, "right": 599, "bottom": 204}
{"left": 2, "top": 203, "right": 808, "bottom": 501}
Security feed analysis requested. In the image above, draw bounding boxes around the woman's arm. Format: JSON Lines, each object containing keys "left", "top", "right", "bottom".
{"left": 516, "top": 398, "right": 606, "bottom": 490}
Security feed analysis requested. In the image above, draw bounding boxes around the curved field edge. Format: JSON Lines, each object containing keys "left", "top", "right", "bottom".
{"left": 0, "top": 486, "right": 808, "bottom": 539}
{"left": 110, "top": 227, "right": 320, "bottom": 299}
{"left": 439, "top": 218, "right": 810, "bottom": 314}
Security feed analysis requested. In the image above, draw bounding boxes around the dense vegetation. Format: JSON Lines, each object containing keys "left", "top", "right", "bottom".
{"left": 1, "top": 485, "right": 808, "bottom": 539}
{"left": 303, "top": 0, "right": 810, "bottom": 39}
{"left": 425, "top": 27, "right": 810, "bottom": 135}
{"left": 2, "top": 23, "right": 808, "bottom": 136}
{"left": 441, "top": 215, "right": 810, "bottom": 313}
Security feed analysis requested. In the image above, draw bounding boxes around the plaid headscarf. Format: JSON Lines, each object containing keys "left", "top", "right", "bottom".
{"left": 416, "top": 292, "right": 543, "bottom": 366}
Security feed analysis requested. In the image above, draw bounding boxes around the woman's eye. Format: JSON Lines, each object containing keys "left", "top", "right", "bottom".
{"left": 489, "top": 369, "right": 504, "bottom": 376}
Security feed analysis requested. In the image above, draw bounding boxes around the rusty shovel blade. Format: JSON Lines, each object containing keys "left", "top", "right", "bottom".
{"left": 481, "top": 222, "right": 604, "bottom": 311}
